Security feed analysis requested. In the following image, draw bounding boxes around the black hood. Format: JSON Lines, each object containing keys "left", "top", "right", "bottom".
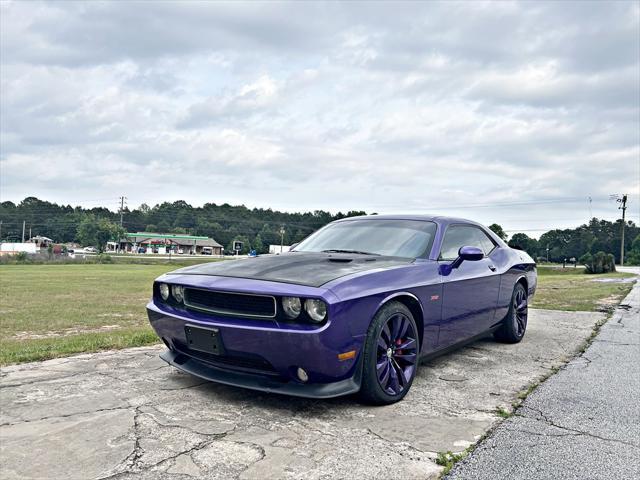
{"left": 167, "top": 252, "right": 413, "bottom": 287}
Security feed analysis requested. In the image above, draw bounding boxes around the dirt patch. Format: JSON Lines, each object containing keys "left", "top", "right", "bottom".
{"left": 11, "top": 325, "right": 123, "bottom": 340}
{"left": 591, "top": 277, "right": 636, "bottom": 283}
{"left": 97, "top": 313, "right": 137, "bottom": 318}
{"left": 595, "top": 295, "right": 623, "bottom": 313}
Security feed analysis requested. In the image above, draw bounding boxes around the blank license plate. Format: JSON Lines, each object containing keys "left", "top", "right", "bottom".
{"left": 184, "top": 325, "right": 225, "bottom": 355}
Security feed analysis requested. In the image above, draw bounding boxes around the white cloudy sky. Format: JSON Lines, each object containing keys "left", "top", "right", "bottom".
{"left": 1, "top": 1, "right": 638, "bottom": 235}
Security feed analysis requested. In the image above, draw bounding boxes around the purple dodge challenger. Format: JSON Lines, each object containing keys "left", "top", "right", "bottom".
{"left": 147, "top": 215, "right": 536, "bottom": 404}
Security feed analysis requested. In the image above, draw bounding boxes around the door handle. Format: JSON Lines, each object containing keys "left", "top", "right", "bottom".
{"left": 488, "top": 265, "right": 497, "bottom": 272}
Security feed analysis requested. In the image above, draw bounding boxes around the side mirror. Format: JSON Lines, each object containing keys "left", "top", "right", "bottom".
{"left": 440, "top": 245, "right": 484, "bottom": 275}
{"left": 458, "top": 245, "right": 484, "bottom": 262}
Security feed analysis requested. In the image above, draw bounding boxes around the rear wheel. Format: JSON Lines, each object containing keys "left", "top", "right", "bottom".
{"left": 494, "top": 282, "right": 528, "bottom": 343}
{"left": 359, "top": 302, "right": 419, "bottom": 405}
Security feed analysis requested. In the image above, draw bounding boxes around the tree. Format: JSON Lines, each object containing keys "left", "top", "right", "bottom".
{"left": 580, "top": 251, "right": 616, "bottom": 274}
{"left": 489, "top": 224, "right": 508, "bottom": 241}
{"left": 626, "top": 234, "right": 640, "bottom": 265}
{"left": 76, "top": 215, "right": 126, "bottom": 252}
{"left": 508, "top": 233, "right": 539, "bottom": 256}
{"left": 253, "top": 234, "right": 265, "bottom": 254}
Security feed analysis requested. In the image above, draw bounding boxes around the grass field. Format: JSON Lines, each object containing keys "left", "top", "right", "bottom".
{"left": 534, "top": 266, "right": 635, "bottom": 311}
{"left": 0, "top": 263, "right": 635, "bottom": 365}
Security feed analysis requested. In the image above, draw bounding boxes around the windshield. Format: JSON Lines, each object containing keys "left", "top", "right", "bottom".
{"left": 293, "top": 219, "right": 437, "bottom": 258}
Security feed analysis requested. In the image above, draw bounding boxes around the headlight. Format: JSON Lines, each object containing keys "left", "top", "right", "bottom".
{"left": 282, "top": 297, "right": 302, "bottom": 319}
{"left": 304, "top": 299, "right": 327, "bottom": 323}
{"left": 159, "top": 283, "right": 170, "bottom": 301}
{"left": 172, "top": 285, "right": 185, "bottom": 303}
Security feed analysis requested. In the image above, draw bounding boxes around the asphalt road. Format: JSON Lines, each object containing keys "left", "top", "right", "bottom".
{"left": 446, "top": 276, "right": 640, "bottom": 480}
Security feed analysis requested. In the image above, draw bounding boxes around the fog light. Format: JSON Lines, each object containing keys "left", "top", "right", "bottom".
{"left": 296, "top": 367, "right": 309, "bottom": 382}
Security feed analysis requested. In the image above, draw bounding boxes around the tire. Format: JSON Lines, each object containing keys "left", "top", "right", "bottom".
{"left": 494, "top": 282, "right": 528, "bottom": 344}
{"left": 359, "top": 301, "right": 420, "bottom": 405}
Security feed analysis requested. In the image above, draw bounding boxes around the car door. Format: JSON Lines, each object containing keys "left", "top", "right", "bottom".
{"left": 436, "top": 224, "right": 501, "bottom": 348}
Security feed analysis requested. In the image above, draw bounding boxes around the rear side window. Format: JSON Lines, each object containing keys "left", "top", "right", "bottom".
{"left": 439, "top": 225, "right": 496, "bottom": 260}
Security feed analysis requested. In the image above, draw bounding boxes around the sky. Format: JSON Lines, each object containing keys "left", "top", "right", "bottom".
{"left": 1, "top": 0, "right": 639, "bottom": 236}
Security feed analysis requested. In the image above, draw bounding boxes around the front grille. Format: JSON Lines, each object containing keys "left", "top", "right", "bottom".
{"left": 173, "top": 340, "right": 280, "bottom": 377}
{"left": 184, "top": 288, "right": 277, "bottom": 318}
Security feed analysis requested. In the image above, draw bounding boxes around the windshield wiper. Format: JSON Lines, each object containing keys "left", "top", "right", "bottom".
{"left": 321, "top": 249, "right": 380, "bottom": 256}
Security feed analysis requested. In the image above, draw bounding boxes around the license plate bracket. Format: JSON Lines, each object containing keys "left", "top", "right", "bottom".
{"left": 184, "top": 325, "right": 225, "bottom": 355}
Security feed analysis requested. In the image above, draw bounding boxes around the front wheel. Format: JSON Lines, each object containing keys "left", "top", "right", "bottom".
{"left": 359, "top": 302, "right": 420, "bottom": 405}
{"left": 494, "top": 282, "right": 528, "bottom": 343}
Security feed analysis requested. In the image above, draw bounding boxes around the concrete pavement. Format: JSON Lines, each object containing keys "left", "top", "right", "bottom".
{"left": 446, "top": 278, "right": 640, "bottom": 480}
{"left": 0, "top": 308, "right": 610, "bottom": 479}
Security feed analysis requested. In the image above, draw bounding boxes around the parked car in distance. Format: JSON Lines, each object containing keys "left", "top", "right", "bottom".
{"left": 147, "top": 215, "right": 536, "bottom": 404}
{"left": 83, "top": 246, "right": 98, "bottom": 253}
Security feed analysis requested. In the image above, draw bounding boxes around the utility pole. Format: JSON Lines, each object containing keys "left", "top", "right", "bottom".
{"left": 0, "top": 220, "right": 3, "bottom": 241}
{"left": 617, "top": 194, "right": 628, "bottom": 266}
{"left": 119, "top": 196, "right": 127, "bottom": 227}
{"left": 21, "top": 221, "right": 25, "bottom": 243}
{"left": 279, "top": 226, "right": 286, "bottom": 253}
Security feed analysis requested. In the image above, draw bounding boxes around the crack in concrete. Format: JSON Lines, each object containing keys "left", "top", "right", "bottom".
{"left": 158, "top": 380, "right": 210, "bottom": 391}
{"left": 121, "top": 406, "right": 145, "bottom": 473}
{"left": 0, "top": 369, "right": 101, "bottom": 388}
{"left": 95, "top": 404, "right": 243, "bottom": 479}
{"left": 0, "top": 405, "right": 129, "bottom": 427}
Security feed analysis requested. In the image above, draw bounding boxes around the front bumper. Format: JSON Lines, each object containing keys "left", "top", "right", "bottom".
{"left": 147, "top": 299, "right": 364, "bottom": 398}
{"left": 159, "top": 348, "right": 362, "bottom": 399}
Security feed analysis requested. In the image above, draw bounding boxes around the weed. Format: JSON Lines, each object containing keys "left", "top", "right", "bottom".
{"left": 495, "top": 406, "right": 512, "bottom": 418}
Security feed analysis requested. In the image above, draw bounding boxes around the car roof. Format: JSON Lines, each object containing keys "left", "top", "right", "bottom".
{"left": 331, "top": 214, "right": 507, "bottom": 249}
{"left": 333, "top": 214, "right": 483, "bottom": 227}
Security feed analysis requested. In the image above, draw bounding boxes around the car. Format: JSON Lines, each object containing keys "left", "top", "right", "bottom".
{"left": 147, "top": 215, "right": 536, "bottom": 404}
{"left": 83, "top": 246, "right": 98, "bottom": 253}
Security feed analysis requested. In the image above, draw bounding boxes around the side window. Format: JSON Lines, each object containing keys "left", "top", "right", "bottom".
{"left": 439, "top": 225, "right": 496, "bottom": 260}
{"left": 477, "top": 230, "right": 497, "bottom": 255}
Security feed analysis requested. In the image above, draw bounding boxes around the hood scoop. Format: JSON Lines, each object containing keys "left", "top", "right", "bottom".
{"left": 327, "top": 257, "right": 353, "bottom": 263}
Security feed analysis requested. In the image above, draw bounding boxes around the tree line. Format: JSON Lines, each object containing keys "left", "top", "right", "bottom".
{"left": 492, "top": 220, "right": 640, "bottom": 265}
{"left": 0, "top": 197, "right": 366, "bottom": 254}
{"left": 1, "top": 197, "right": 638, "bottom": 263}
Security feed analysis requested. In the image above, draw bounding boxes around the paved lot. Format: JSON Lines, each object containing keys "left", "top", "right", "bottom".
{"left": 446, "top": 280, "right": 640, "bottom": 480}
{"left": 1, "top": 308, "right": 606, "bottom": 480}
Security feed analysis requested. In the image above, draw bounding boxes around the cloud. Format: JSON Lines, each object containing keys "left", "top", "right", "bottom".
{"left": 179, "top": 75, "right": 279, "bottom": 128}
{"left": 1, "top": 0, "right": 639, "bottom": 234}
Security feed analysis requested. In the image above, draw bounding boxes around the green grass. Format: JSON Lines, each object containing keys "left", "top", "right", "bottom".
{"left": 0, "top": 263, "right": 636, "bottom": 365}
{"left": 0, "top": 264, "right": 197, "bottom": 364}
{"left": 495, "top": 406, "right": 512, "bottom": 419}
{"left": 532, "top": 266, "right": 635, "bottom": 311}
{"left": 436, "top": 451, "right": 467, "bottom": 475}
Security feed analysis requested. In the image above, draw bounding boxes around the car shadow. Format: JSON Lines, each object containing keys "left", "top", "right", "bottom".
{"left": 158, "top": 335, "right": 500, "bottom": 414}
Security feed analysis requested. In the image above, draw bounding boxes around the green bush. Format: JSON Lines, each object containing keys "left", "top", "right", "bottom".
{"left": 95, "top": 253, "right": 113, "bottom": 264}
{"left": 580, "top": 251, "right": 616, "bottom": 274}
{"left": 15, "top": 251, "right": 29, "bottom": 263}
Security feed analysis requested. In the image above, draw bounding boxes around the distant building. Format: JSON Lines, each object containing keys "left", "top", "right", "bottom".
{"left": 108, "top": 233, "right": 223, "bottom": 256}
{"left": 28, "top": 236, "right": 53, "bottom": 248}
{"left": 0, "top": 243, "right": 38, "bottom": 255}
{"left": 269, "top": 244, "right": 291, "bottom": 254}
